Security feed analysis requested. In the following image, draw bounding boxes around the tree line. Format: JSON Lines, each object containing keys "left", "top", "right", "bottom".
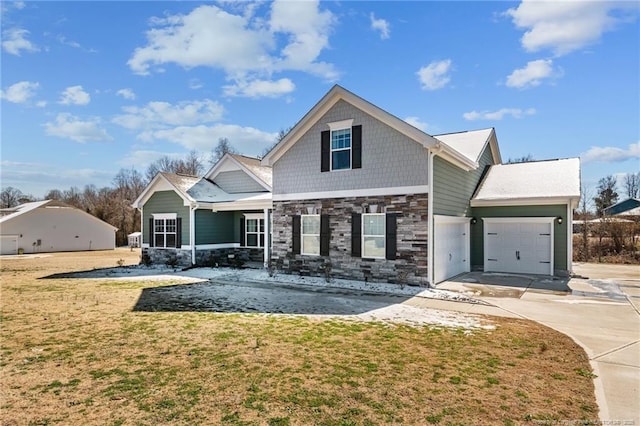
{"left": 0, "top": 138, "right": 249, "bottom": 246}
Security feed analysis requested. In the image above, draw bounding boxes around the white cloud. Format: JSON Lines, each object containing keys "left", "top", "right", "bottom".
{"left": 44, "top": 113, "right": 112, "bottom": 143}
{"left": 506, "top": 59, "right": 559, "bottom": 88}
{"left": 505, "top": 1, "right": 637, "bottom": 56}
{"left": 581, "top": 142, "right": 640, "bottom": 163}
{"left": 2, "top": 28, "right": 39, "bottom": 55}
{"left": 269, "top": 0, "right": 337, "bottom": 79}
{"left": 128, "top": 2, "right": 337, "bottom": 96}
{"left": 463, "top": 108, "right": 536, "bottom": 121}
{"left": 113, "top": 99, "right": 224, "bottom": 130}
{"left": 404, "top": 116, "right": 429, "bottom": 132}
{"left": 116, "top": 88, "right": 136, "bottom": 100}
{"left": 0, "top": 81, "right": 39, "bottom": 103}
{"left": 417, "top": 59, "right": 452, "bottom": 91}
{"left": 223, "top": 78, "right": 295, "bottom": 98}
{"left": 36, "top": 100, "right": 47, "bottom": 108}
{"left": 150, "top": 124, "right": 278, "bottom": 154}
{"left": 59, "top": 85, "right": 91, "bottom": 105}
{"left": 370, "top": 13, "right": 390, "bottom": 40}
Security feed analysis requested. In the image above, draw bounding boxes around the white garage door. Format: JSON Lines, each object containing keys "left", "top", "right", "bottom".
{"left": 434, "top": 216, "right": 470, "bottom": 283}
{"left": 0, "top": 235, "right": 18, "bottom": 255}
{"left": 484, "top": 218, "right": 554, "bottom": 275}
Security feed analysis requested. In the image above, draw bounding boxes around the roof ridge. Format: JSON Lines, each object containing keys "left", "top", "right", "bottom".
{"left": 434, "top": 127, "right": 493, "bottom": 137}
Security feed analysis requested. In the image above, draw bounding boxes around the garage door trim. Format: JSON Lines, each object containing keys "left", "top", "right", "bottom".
{"left": 482, "top": 217, "right": 555, "bottom": 276}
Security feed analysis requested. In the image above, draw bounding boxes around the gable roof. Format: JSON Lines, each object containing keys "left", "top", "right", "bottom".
{"left": 0, "top": 200, "right": 117, "bottom": 230}
{"left": 132, "top": 168, "right": 273, "bottom": 209}
{"left": 204, "top": 153, "right": 272, "bottom": 190}
{"left": 261, "top": 85, "right": 479, "bottom": 171}
{"left": 603, "top": 198, "right": 640, "bottom": 216}
{"left": 434, "top": 128, "right": 501, "bottom": 165}
{"left": 132, "top": 172, "right": 201, "bottom": 208}
{"left": 471, "top": 158, "right": 581, "bottom": 208}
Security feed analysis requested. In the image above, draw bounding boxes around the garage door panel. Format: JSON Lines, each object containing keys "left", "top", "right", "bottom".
{"left": 434, "top": 218, "right": 470, "bottom": 283}
{"left": 484, "top": 219, "right": 553, "bottom": 275}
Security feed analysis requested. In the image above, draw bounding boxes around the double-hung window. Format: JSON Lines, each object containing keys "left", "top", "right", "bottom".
{"left": 245, "top": 218, "right": 265, "bottom": 247}
{"left": 331, "top": 128, "right": 351, "bottom": 170}
{"left": 154, "top": 215, "right": 177, "bottom": 248}
{"left": 362, "top": 213, "right": 385, "bottom": 258}
{"left": 301, "top": 215, "right": 320, "bottom": 255}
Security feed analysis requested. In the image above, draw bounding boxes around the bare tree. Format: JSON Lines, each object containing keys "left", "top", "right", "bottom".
{"left": 175, "top": 150, "right": 204, "bottom": 176}
{"left": 0, "top": 187, "right": 24, "bottom": 208}
{"left": 44, "top": 189, "right": 64, "bottom": 200}
{"left": 506, "top": 154, "right": 534, "bottom": 164}
{"left": 623, "top": 172, "right": 640, "bottom": 198}
{"left": 145, "top": 156, "right": 176, "bottom": 182}
{"left": 594, "top": 175, "right": 619, "bottom": 216}
{"left": 211, "top": 138, "right": 238, "bottom": 164}
{"left": 261, "top": 126, "right": 292, "bottom": 158}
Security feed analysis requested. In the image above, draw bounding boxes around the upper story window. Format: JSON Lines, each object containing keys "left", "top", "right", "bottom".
{"left": 331, "top": 128, "right": 351, "bottom": 170}
{"left": 322, "top": 119, "right": 361, "bottom": 173}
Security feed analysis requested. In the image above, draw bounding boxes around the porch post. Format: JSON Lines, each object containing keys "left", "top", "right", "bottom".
{"left": 263, "top": 208, "right": 269, "bottom": 268}
{"left": 190, "top": 204, "right": 196, "bottom": 265}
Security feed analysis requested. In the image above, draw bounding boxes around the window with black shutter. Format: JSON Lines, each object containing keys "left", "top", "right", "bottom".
{"left": 292, "top": 215, "right": 301, "bottom": 254}
{"left": 351, "top": 213, "right": 361, "bottom": 257}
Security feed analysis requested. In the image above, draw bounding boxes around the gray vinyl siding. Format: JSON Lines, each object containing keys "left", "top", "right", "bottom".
{"left": 214, "top": 170, "right": 266, "bottom": 193}
{"left": 142, "top": 191, "right": 190, "bottom": 245}
{"left": 273, "top": 100, "right": 429, "bottom": 195}
{"left": 470, "top": 205, "right": 568, "bottom": 272}
{"left": 194, "top": 210, "right": 235, "bottom": 245}
{"left": 433, "top": 146, "right": 494, "bottom": 216}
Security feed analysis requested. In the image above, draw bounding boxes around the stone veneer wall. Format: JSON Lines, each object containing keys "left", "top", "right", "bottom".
{"left": 271, "top": 194, "right": 429, "bottom": 286}
{"left": 143, "top": 247, "right": 263, "bottom": 268}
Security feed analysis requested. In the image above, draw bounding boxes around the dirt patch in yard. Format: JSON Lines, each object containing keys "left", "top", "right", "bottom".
{"left": 1, "top": 249, "right": 598, "bottom": 425}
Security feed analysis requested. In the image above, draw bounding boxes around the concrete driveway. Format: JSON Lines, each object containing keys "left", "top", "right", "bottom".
{"left": 438, "top": 263, "right": 640, "bottom": 425}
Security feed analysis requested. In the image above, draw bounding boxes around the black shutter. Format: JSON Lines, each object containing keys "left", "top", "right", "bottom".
{"left": 176, "top": 218, "right": 182, "bottom": 248}
{"left": 240, "top": 217, "right": 245, "bottom": 246}
{"left": 351, "top": 213, "right": 361, "bottom": 257}
{"left": 148, "top": 218, "right": 154, "bottom": 247}
{"left": 385, "top": 213, "right": 397, "bottom": 260}
{"left": 321, "top": 130, "right": 330, "bottom": 172}
{"left": 320, "top": 214, "right": 330, "bottom": 256}
{"left": 292, "top": 215, "right": 301, "bottom": 254}
{"left": 352, "top": 125, "right": 362, "bottom": 169}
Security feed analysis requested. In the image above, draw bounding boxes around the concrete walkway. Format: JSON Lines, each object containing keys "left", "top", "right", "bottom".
{"left": 434, "top": 264, "right": 640, "bottom": 425}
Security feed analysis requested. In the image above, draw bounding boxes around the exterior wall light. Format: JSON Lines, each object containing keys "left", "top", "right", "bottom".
{"left": 470, "top": 217, "right": 478, "bottom": 225}
{"left": 557, "top": 216, "right": 563, "bottom": 224}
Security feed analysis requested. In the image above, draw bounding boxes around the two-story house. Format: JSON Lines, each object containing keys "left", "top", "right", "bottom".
{"left": 261, "top": 85, "right": 580, "bottom": 285}
{"left": 134, "top": 85, "right": 580, "bottom": 286}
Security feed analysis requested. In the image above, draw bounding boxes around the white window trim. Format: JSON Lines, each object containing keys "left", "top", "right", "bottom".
{"left": 362, "top": 213, "right": 386, "bottom": 259}
{"left": 301, "top": 214, "right": 321, "bottom": 256}
{"left": 330, "top": 127, "right": 352, "bottom": 171}
{"left": 153, "top": 216, "right": 177, "bottom": 249}
{"left": 153, "top": 213, "right": 177, "bottom": 220}
{"left": 327, "top": 119, "right": 353, "bottom": 131}
{"left": 244, "top": 217, "right": 264, "bottom": 248}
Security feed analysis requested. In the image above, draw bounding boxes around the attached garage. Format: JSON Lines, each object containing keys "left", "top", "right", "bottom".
{"left": 434, "top": 216, "right": 470, "bottom": 283}
{"left": 470, "top": 158, "right": 581, "bottom": 277}
{"left": 483, "top": 218, "right": 554, "bottom": 275}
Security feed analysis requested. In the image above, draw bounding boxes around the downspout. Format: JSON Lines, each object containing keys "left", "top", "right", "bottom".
{"left": 190, "top": 204, "right": 199, "bottom": 265}
{"left": 427, "top": 143, "right": 443, "bottom": 287}
{"left": 567, "top": 200, "right": 572, "bottom": 275}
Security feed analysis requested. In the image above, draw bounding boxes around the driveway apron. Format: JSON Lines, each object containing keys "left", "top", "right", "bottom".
{"left": 438, "top": 267, "right": 640, "bottom": 425}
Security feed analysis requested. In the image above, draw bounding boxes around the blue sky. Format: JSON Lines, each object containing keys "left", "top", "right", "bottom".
{"left": 1, "top": 1, "right": 638, "bottom": 202}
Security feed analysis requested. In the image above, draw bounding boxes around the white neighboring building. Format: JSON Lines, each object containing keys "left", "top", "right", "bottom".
{"left": 0, "top": 200, "right": 117, "bottom": 255}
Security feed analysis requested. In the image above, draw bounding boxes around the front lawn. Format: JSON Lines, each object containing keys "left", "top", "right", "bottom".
{"left": 0, "top": 249, "right": 597, "bottom": 425}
